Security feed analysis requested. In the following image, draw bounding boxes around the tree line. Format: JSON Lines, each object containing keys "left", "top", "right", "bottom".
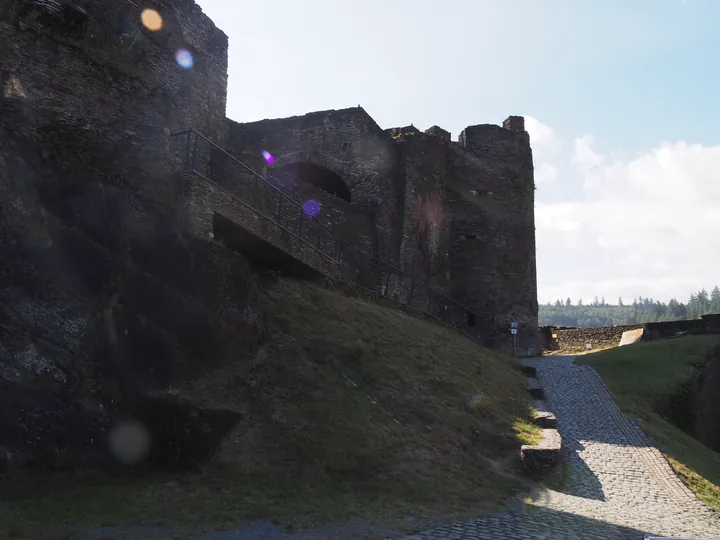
{"left": 539, "top": 286, "right": 720, "bottom": 328}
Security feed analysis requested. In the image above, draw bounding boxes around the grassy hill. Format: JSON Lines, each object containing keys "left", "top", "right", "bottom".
{"left": 578, "top": 335, "right": 720, "bottom": 511}
{"left": 1, "top": 278, "right": 538, "bottom": 534}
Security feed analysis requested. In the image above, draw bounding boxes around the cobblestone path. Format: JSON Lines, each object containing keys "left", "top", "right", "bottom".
{"left": 399, "top": 356, "right": 720, "bottom": 540}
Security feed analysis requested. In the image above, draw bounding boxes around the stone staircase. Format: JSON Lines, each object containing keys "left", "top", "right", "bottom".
{"left": 520, "top": 364, "right": 563, "bottom": 475}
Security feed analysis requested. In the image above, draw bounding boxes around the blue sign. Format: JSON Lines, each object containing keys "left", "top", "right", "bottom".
{"left": 511, "top": 322, "right": 518, "bottom": 329}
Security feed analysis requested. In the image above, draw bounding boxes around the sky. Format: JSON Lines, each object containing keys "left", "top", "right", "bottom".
{"left": 195, "top": 0, "right": 720, "bottom": 305}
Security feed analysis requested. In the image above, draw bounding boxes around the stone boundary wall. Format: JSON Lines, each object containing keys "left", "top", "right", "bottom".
{"left": 643, "top": 315, "right": 720, "bottom": 340}
{"left": 547, "top": 324, "right": 644, "bottom": 352}
{"left": 542, "top": 314, "right": 720, "bottom": 353}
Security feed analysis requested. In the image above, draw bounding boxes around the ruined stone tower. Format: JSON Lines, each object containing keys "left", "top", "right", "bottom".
{"left": 452, "top": 116, "right": 539, "bottom": 353}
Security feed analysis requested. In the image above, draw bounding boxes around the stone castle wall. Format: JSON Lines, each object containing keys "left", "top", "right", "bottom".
{"left": 549, "top": 325, "right": 645, "bottom": 352}
{"left": 0, "top": 0, "right": 541, "bottom": 468}
{"left": 218, "top": 111, "right": 540, "bottom": 355}
{"left": 1, "top": 0, "right": 540, "bottom": 435}
{"left": 0, "top": 0, "right": 228, "bottom": 200}
{"left": 223, "top": 109, "right": 401, "bottom": 265}
{"left": 0, "top": 0, "right": 263, "bottom": 467}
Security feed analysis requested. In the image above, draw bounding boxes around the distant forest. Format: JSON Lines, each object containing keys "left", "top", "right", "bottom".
{"left": 539, "top": 287, "right": 720, "bottom": 328}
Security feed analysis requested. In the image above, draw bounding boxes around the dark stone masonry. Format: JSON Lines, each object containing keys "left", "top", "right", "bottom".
{"left": 217, "top": 107, "right": 539, "bottom": 355}
{"left": 0, "top": 0, "right": 540, "bottom": 468}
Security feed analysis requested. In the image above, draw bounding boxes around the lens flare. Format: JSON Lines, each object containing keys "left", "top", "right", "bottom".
{"left": 140, "top": 9, "right": 163, "bottom": 31}
{"left": 303, "top": 199, "right": 321, "bottom": 218}
{"left": 175, "top": 49, "right": 194, "bottom": 69}
{"left": 108, "top": 420, "right": 151, "bottom": 465}
{"left": 262, "top": 150, "right": 274, "bottom": 164}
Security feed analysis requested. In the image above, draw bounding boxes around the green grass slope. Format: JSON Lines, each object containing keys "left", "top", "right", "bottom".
{"left": 579, "top": 335, "right": 720, "bottom": 511}
{"left": 1, "top": 278, "right": 538, "bottom": 533}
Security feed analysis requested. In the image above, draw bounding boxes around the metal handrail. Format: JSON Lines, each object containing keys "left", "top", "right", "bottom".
{"left": 170, "top": 129, "right": 484, "bottom": 324}
{"left": 173, "top": 129, "right": 344, "bottom": 258}
{"left": 177, "top": 168, "right": 341, "bottom": 268}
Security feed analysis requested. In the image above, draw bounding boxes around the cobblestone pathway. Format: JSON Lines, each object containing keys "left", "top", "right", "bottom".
{"left": 399, "top": 356, "right": 720, "bottom": 540}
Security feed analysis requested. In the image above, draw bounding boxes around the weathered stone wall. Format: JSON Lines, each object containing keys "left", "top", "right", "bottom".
{"left": 393, "top": 131, "right": 452, "bottom": 300}
{"left": 643, "top": 316, "right": 720, "bottom": 340}
{"left": 224, "top": 110, "right": 401, "bottom": 265}
{"left": 179, "top": 171, "right": 343, "bottom": 280}
{"left": 0, "top": 0, "right": 264, "bottom": 468}
{"left": 1, "top": 3, "right": 544, "bottom": 468}
{"left": 0, "top": 110, "right": 261, "bottom": 466}
{"left": 448, "top": 122, "right": 539, "bottom": 355}
{"left": 0, "top": 0, "right": 228, "bottom": 201}
{"left": 220, "top": 111, "right": 541, "bottom": 355}
{"left": 553, "top": 325, "right": 644, "bottom": 351}
{"left": 197, "top": 139, "right": 376, "bottom": 259}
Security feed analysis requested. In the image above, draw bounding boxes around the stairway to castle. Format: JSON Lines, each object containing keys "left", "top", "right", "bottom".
{"left": 171, "top": 130, "right": 345, "bottom": 281}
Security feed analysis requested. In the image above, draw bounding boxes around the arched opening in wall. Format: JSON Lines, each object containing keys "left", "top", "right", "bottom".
{"left": 277, "top": 162, "right": 352, "bottom": 203}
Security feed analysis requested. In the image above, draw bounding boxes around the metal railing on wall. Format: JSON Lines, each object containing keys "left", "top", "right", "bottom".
{"left": 170, "top": 129, "right": 489, "bottom": 343}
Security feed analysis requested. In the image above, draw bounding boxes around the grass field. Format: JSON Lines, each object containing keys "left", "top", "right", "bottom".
{"left": 0, "top": 278, "right": 539, "bottom": 535}
{"left": 578, "top": 335, "right": 720, "bottom": 511}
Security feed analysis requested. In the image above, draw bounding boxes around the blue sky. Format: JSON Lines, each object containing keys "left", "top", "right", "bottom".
{"left": 195, "top": 0, "right": 720, "bottom": 304}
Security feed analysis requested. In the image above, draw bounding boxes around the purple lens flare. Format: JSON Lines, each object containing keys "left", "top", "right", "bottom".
{"left": 175, "top": 49, "right": 194, "bottom": 69}
{"left": 303, "top": 199, "right": 321, "bottom": 218}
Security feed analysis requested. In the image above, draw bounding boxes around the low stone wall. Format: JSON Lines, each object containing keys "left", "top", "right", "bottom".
{"left": 643, "top": 315, "right": 720, "bottom": 340}
{"left": 542, "top": 315, "right": 720, "bottom": 354}
{"left": 551, "top": 325, "right": 644, "bottom": 352}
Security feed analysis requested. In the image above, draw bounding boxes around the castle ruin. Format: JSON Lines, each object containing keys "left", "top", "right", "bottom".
{"left": 0, "top": 0, "right": 539, "bottom": 467}
{"left": 195, "top": 108, "right": 540, "bottom": 355}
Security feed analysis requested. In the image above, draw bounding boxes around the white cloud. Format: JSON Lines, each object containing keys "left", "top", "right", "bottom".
{"left": 572, "top": 134, "right": 605, "bottom": 171}
{"left": 535, "top": 163, "right": 558, "bottom": 185}
{"left": 525, "top": 116, "right": 561, "bottom": 155}
{"left": 536, "top": 133, "right": 720, "bottom": 304}
{"left": 526, "top": 117, "right": 561, "bottom": 189}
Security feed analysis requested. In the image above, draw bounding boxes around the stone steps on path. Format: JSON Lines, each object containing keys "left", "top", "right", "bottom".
{"left": 521, "top": 364, "right": 537, "bottom": 378}
{"left": 521, "top": 428, "right": 562, "bottom": 474}
{"left": 532, "top": 399, "right": 557, "bottom": 429}
{"left": 521, "top": 371, "right": 562, "bottom": 475}
{"left": 527, "top": 377, "right": 544, "bottom": 399}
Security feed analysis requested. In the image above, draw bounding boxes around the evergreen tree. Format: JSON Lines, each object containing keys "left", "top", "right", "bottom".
{"left": 538, "top": 286, "right": 718, "bottom": 327}
{"left": 711, "top": 286, "right": 720, "bottom": 313}
{"left": 698, "top": 289, "right": 710, "bottom": 312}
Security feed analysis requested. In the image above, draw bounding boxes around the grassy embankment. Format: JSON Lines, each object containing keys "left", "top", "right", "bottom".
{"left": 579, "top": 335, "right": 720, "bottom": 511}
{"left": 1, "top": 278, "right": 539, "bottom": 535}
